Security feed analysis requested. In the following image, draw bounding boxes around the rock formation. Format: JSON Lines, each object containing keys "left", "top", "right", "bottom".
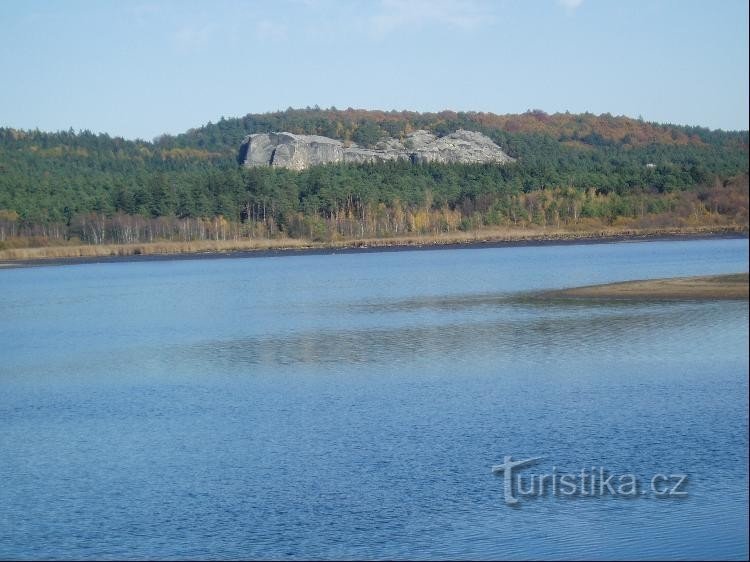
{"left": 239, "top": 129, "right": 514, "bottom": 170}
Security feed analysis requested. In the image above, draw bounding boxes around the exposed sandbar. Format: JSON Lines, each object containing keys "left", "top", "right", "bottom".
{"left": 542, "top": 273, "right": 749, "bottom": 300}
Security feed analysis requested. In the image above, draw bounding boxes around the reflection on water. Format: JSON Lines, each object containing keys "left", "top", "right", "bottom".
{"left": 347, "top": 292, "right": 517, "bottom": 312}
{"left": 183, "top": 300, "right": 741, "bottom": 369}
{"left": 0, "top": 238, "right": 748, "bottom": 560}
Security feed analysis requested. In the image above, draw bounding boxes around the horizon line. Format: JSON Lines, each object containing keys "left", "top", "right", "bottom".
{"left": 2, "top": 106, "right": 749, "bottom": 143}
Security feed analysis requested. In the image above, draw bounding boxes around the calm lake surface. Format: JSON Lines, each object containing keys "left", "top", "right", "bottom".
{"left": 1, "top": 238, "right": 748, "bottom": 560}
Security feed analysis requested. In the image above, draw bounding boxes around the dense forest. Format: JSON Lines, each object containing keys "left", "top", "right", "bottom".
{"left": 0, "top": 107, "right": 747, "bottom": 249}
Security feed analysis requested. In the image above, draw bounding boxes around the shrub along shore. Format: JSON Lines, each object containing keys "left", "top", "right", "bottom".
{"left": 0, "top": 225, "right": 746, "bottom": 267}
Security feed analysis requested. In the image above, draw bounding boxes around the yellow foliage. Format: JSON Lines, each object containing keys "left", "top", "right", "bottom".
{"left": 0, "top": 209, "right": 19, "bottom": 222}
{"left": 160, "top": 148, "right": 222, "bottom": 160}
{"left": 412, "top": 209, "right": 431, "bottom": 233}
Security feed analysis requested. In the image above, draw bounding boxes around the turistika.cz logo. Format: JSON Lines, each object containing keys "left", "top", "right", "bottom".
{"left": 491, "top": 456, "right": 688, "bottom": 505}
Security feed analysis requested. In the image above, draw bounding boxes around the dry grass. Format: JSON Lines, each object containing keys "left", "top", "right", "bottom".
{"left": 0, "top": 225, "right": 746, "bottom": 263}
{"left": 0, "top": 238, "right": 316, "bottom": 261}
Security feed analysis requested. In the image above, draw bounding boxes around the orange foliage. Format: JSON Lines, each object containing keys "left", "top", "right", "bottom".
{"left": 272, "top": 108, "right": 723, "bottom": 148}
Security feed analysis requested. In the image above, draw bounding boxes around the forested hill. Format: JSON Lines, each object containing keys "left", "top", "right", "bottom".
{"left": 0, "top": 108, "right": 748, "bottom": 247}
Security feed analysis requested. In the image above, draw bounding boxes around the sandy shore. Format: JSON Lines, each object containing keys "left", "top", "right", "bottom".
{"left": 541, "top": 273, "right": 749, "bottom": 300}
{"left": 0, "top": 227, "right": 746, "bottom": 269}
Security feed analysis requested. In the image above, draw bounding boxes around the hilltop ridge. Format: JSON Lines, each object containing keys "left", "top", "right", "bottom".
{"left": 157, "top": 107, "right": 748, "bottom": 157}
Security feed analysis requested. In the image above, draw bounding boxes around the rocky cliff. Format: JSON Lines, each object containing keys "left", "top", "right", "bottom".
{"left": 239, "top": 129, "right": 514, "bottom": 170}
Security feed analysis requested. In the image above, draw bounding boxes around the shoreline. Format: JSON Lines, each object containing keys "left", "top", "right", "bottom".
{"left": 538, "top": 273, "right": 749, "bottom": 301}
{"left": 0, "top": 226, "right": 747, "bottom": 269}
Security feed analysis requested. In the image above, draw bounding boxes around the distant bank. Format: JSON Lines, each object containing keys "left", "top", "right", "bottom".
{"left": 0, "top": 225, "right": 747, "bottom": 269}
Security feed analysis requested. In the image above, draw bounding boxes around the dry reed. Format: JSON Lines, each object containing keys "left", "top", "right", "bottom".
{"left": 0, "top": 225, "right": 746, "bottom": 263}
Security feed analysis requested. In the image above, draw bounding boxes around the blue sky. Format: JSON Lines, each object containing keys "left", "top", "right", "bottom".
{"left": 1, "top": 0, "right": 748, "bottom": 140}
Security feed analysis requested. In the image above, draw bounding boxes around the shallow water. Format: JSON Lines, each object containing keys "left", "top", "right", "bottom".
{"left": 1, "top": 238, "right": 748, "bottom": 559}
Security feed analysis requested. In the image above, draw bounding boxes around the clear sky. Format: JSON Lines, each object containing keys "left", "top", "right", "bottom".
{"left": 1, "top": 0, "right": 748, "bottom": 140}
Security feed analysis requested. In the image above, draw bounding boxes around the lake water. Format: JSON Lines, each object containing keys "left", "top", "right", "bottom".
{"left": 1, "top": 238, "right": 748, "bottom": 560}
